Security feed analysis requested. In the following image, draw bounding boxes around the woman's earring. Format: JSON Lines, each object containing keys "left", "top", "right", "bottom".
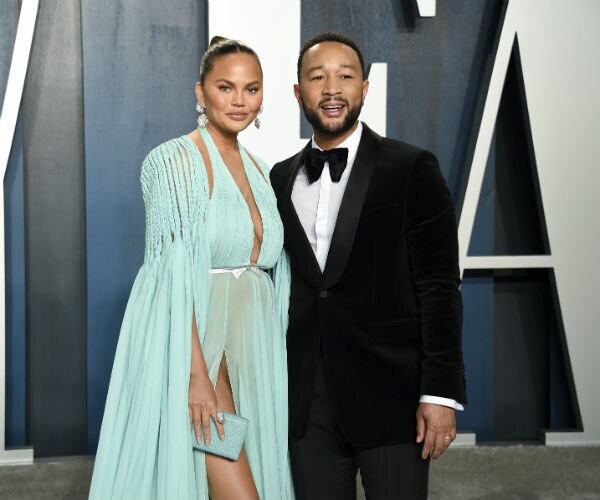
{"left": 196, "top": 103, "right": 208, "bottom": 128}
{"left": 254, "top": 106, "right": 263, "bottom": 129}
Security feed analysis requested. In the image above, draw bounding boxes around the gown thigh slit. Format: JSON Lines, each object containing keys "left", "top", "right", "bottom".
{"left": 88, "top": 126, "right": 294, "bottom": 500}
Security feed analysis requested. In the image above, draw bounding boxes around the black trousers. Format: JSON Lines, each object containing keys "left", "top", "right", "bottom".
{"left": 289, "top": 355, "right": 429, "bottom": 500}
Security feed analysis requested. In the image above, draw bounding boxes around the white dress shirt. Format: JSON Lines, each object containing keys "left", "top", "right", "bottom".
{"left": 291, "top": 122, "right": 463, "bottom": 411}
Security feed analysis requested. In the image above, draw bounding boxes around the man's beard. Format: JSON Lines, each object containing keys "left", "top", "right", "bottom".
{"left": 302, "top": 97, "right": 363, "bottom": 138}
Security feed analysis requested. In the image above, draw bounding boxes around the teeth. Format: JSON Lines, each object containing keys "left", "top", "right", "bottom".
{"left": 323, "top": 105, "right": 343, "bottom": 109}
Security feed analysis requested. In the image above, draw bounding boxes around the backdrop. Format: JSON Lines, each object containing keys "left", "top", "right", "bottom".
{"left": 2, "top": 0, "right": 596, "bottom": 456}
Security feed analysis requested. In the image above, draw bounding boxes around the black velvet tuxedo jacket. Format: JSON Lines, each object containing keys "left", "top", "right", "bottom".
{"left": 270, "top": 124, "right": 467, "bottom": 448}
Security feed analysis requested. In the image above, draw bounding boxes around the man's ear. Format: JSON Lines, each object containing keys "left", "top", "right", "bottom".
{"left": 293, "top": 83, "right": 303, "bottom": 109}
{"left": 362, "top": 79, "right": 369, "bottom": 103}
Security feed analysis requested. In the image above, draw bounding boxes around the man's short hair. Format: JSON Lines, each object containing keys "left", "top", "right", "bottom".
{"left": 297, "top": 32, "right": 365, "bottom": 81}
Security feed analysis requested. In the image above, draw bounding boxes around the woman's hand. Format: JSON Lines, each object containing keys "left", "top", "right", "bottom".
{"left": 188, "top": 372, "right": 225, "bottom": 445}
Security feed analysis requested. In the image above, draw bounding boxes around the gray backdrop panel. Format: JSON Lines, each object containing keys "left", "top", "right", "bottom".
{"left": 22, "top": 0, "right": 87, "bottom": 456}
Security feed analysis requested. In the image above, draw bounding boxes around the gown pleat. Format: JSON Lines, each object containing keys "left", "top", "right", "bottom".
{"left": 88, "top": 128, "right": 294, "bottom": 500}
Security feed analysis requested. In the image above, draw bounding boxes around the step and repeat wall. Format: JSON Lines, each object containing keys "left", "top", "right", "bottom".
{"left": 1, "top": 0, "right": 599, "bottom": 458}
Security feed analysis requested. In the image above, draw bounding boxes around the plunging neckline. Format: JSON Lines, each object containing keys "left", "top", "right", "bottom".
{"left": 183, "top": 131, "right": 266, "bottom": 265}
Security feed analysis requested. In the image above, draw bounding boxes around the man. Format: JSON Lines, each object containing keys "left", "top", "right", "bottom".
{"left": 270, "top": 32, "right": 467, "bottom": 499}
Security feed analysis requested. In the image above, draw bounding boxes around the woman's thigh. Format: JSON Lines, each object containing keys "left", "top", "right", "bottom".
{"left": 205, "top": 358, "right": 259, "bottom": 500}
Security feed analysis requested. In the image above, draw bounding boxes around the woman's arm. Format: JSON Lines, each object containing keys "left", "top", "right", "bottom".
{"left": 188, "top": 312, "right": 225, "bottom": 444}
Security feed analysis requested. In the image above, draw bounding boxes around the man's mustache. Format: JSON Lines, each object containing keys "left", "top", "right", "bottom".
{"left": 317, "top": 97, "right": 348, "bottom": 107}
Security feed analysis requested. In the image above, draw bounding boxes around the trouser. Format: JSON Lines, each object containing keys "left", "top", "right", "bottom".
{"left": 289, "top": 354, "right": 429, "bottom": 500}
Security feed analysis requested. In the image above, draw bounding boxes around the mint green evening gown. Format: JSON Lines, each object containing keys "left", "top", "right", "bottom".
{"left": 88, "top": 128, "right": 294, "bottom": 500}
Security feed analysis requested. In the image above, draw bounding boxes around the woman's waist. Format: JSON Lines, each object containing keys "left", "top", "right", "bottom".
{"left": 209, "top": 264, "right": 270, "bottom": 279}
{"left": 207, "top": 265, "right": 274, "bottom": 304}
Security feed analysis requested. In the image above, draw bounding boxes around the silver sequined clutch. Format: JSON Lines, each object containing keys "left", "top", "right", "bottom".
{"left": 192, "top": 411, "right": 249, "bottom": 460}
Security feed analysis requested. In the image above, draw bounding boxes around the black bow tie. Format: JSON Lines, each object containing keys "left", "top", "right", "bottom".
{"left": 304, "top": 147, "right": 349, "bottom": 184}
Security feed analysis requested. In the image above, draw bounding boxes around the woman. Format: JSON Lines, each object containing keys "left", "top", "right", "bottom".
{"left": 89, "top": 37, "right": 294, "bottom": 500}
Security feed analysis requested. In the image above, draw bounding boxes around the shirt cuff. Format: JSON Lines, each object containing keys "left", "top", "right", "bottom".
{"left": 420, "top": 395, "right": 464, "bottom": 411}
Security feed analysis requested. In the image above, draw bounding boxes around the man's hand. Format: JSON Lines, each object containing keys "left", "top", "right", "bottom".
{"left": 416, "top": 402, "right": 456, "bottom": 460}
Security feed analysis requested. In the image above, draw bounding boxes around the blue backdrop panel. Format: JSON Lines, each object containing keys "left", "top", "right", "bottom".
{"left": 82, "top": 0, "right": 207, "bottom": 450}
{"left": 459, "top": 273, "right": 494, "bottom": 438}
{"left": 2, "top": 0, "right": 28, "bottom": 448}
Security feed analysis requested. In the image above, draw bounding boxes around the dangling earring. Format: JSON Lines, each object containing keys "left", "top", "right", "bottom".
{"left": 196, "top": 102, "right": 208, "bottom": 128}
{"left": 254, "top": 106, "right": 263, "bottom": 129}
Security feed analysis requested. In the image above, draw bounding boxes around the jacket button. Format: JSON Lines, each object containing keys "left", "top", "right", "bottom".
{"left": 319, "top": 290, "right": 329, "bottom": 299}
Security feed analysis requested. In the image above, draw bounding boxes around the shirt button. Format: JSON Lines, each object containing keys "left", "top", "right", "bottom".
{"left": 319, "top": 290, "right": 329, "bottom": 299}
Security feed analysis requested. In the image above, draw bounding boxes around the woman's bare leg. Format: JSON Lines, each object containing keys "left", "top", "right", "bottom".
{"left": 205, "top": 356, "right": 259, "bottom": 500}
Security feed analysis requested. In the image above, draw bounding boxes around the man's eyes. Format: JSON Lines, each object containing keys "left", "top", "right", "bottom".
{"left": 309, "top": 74, "right": 353, "bottom": 81}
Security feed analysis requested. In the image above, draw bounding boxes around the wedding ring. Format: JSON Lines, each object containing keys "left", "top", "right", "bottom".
{"left": 444, "top": 436, "right": 453, "bottom": 440}
{"left": 216, "top": 410, "right": 224, "bottom": 424}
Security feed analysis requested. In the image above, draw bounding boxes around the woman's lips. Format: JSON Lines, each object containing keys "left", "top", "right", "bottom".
{"left": 227, "top": 113, "right": 249, "bottom": 121}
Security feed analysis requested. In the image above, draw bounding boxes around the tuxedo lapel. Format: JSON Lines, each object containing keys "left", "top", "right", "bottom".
{"left": 279, "top": 142, "right": 323, "bottom": 288}
{"left": 322, "top": 125, "right": 381, "bottom": 290}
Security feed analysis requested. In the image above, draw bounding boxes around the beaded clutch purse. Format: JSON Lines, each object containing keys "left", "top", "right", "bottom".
{"left": 192, "top": 411, "right": 249, "bottom": 460}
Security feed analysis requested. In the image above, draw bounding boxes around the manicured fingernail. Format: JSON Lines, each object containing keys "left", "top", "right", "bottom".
{"left": 220, "top": 433, "right": 224, "bottom": 440}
